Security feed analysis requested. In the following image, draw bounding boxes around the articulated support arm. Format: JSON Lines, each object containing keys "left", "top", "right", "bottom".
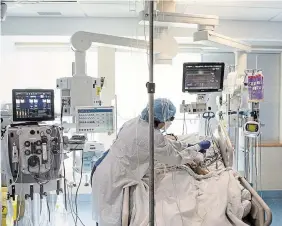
{"left": 70, "top": 31, "right": 148, "bottom": 76}
{"left": 71, "top": 31, "right": 148, "bottom": 52}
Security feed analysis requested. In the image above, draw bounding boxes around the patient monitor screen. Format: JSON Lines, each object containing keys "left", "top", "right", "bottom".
{"left": 12, "top": 89, "right": 55, "bottom": 122}
{"left": 182, "top": 62, "right": 225, "bottom": 93}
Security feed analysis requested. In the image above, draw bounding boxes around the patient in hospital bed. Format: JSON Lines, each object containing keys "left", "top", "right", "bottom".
{"left": 169, "top": 133, "right": 252, "bottom": 220}
{"left": 128, "top": 132, "right": 252, "bottom": 226}
{"left": 165, "top": 133, "right": 210, "bottom": 176}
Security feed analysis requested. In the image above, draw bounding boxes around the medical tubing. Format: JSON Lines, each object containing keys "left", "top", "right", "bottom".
{"left": 155, "top": 163, "right": 231, "bottom": 181}
{"left": 148, "top": 1, "right": 155, "bottom": 226}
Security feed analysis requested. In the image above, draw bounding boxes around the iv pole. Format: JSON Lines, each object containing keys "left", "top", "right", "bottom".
{"left": 148, "top": 0, "right": 155, "bottom": 225}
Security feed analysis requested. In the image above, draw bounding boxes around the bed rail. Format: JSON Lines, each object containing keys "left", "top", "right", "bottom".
{"left": 121, "top": 180, "right": 273, "bottom": 226}
{"left": 239, "top": 176, "right": 272, "bottom": 226}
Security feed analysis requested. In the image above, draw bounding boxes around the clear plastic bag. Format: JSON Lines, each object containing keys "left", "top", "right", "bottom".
{"left": 53, "top": 194, "right": 69, "bottom": 226}
{"left": 6, "top": 199, "right": 14, "bottom": 226}
{"left": 39, "top": 197, "right": 51, "bottom": 226}
{"left": 18, "top": 199, "right": 33, "bottom": 226}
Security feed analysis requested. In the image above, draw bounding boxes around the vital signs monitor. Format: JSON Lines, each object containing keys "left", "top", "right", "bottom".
{"left": 182, "top": 62, "right": 225, "bottom": 93}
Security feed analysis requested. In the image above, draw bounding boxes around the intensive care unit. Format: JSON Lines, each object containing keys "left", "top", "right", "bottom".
{"left": 0, "top": 0, "right": 277, "bottom": 226}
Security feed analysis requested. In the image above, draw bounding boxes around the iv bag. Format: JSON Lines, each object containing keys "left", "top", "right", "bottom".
{"left": 19, "top": 199, "right": 33, "bottom": 226}
{"left": 6, "top": 199, "right": 14, "bottom": 226}
{"left": 39, "top": 197, "right": 51, "bottom": 226}
{"left": 54, "top": 194, "right": 69, "bottom": 226}
{"left": 226, "top": 72, "right": 238, "bottom": 94}
{"left": 247, "top": 72, "right": 264, "bottom": 102}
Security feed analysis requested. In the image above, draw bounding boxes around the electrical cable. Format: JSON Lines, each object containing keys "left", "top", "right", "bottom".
{"left": 59, "top": 101, "right": 68, "bottom": 210}
{"left": 59, "top": 100, "right": 84, "bottom": 225}
{"left": 74, "top": 150, "right": 85, "bottom": 226}
{"left": 46, "top": 196, "right": 51, "bottom": 223}
{"left": 66, "top": 185, "right": 76, "bottom": 223}
{"left": 63, "top": 161, "right": 68, "bottom": 211}
{"left": 69, "top": 186, "right": 85, "bottom": 226}
{"left": 15, "top": 165, "right": 24, "bottom": 226}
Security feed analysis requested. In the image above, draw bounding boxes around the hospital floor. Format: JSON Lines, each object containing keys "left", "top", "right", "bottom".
{"left": 68, "top": 195, "right": 282, "bottom": 226}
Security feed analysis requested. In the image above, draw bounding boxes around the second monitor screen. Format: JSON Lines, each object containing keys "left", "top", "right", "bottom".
{"left": 183, "top": 63, "right": 224, "bottom": 93}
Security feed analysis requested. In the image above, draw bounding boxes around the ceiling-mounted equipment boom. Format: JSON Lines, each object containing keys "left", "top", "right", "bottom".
{"left": 193, "top": 30, "right": 252, "bottom": 52}
{"left": 139, "top": 11, "right": 219, "bottom": 28}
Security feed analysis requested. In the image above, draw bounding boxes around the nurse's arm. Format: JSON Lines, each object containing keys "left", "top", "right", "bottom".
{"left": 154, "top": 134, "right": 203, "bottom": 166}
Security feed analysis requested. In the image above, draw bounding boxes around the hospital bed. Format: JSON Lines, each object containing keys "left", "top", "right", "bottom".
{"left": 120, "top": 124, "right": 272, "bottom": 226}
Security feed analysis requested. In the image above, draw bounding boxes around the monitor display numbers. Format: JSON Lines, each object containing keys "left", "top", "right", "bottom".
{"left": 12, "top": 89, "right": 55, "bottom": 122}
{"left": 76, "top": 107, "right": 114, "bottom": 133}
{"left": 182, "top": 63, "right": 225, "bottom": 93}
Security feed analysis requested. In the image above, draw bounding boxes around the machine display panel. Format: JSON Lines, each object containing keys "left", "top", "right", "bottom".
{"left": 245, "top": 123, "right": 259, "bottom": 133}
{"left": 12, "top": 89, "right": 55, "bottom": 122}
{"left": 182, "top": 62, "right": 225, "bottom": 93}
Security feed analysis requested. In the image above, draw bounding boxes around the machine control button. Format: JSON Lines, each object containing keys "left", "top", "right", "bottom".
{"left": 30, "top": 130, "right": 35, "bottom": 135}
{"left": 36, "top": 140, "right": 42, "bottom": 146}
{"left": 46, "top": 129, "right": 51, "bottom": 134}
{"left": 28, "top": 156, "right": 40, "bottom": 167}
{"left": 25, "top": 150, "right": 31, "bottom": 155}
{"left": 36, "top": 149, "right": 42, "bottom": 155}
{"left": 24, "top": 141, "right": 31, "bottom": 147}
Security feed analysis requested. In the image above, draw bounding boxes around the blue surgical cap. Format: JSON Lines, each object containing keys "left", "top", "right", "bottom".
{"left": 140, "top": 98, "right": 176, "bottom": 123}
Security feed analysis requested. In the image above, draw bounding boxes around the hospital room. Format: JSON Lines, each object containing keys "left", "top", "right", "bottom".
{"left": 1, "top": 0, "right": 282, "bottom": 225}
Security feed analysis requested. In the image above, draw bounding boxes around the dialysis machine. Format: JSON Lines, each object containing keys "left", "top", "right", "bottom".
{"left": 1, "top": 89, "right": 63, "bottom": 226}
{"left": 1, "top": 85, "right": 115, "bottom": 225}
{"left": 3, "top": 89, "right": 63, "bottom": 195}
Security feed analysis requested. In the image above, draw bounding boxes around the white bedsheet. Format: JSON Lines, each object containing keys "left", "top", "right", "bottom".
{"left": 128, "top": 134, "right": 250, "bottom": 226}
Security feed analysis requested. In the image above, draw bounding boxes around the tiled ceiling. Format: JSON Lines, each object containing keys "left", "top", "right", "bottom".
{"left": 3, "top": 0, "right": 282, "bottom": 21}
{"left": 4, "top": 1, "right": 143, "bottom": 18}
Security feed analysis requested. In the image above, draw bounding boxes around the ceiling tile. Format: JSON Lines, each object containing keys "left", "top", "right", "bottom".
{"left": 6, "top": 3, "right": 85, "bottom": 17}
{"left": 80, "top": 3, "right": 142, "bottom": 17}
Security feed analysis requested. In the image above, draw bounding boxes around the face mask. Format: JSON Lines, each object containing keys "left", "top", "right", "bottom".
{"left": 163, "top": 121, "right": 172, "bottom": 131}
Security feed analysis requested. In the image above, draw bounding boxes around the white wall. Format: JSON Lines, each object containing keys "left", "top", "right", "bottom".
{"left": 2, "top": 17, "right": 282, "bottom": 43}
{"left": 261, "top": 147, "right": 282, "bottom": 190}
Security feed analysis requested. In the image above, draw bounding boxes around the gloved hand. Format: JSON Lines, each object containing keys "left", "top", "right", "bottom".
{"left": 198, "top": 140, "right": 211, "bottom": 150}
{"left": 188, "top": 143, "right": 207, "bottom": 153}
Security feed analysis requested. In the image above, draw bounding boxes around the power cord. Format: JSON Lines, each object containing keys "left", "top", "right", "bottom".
{"left": 75, "top": 150, "right": 85, "bottom": 226}
{"left": 60, "top": 101, "right": 68, "bottom": 211}
{"left": 60, "top": 98, "right": 85, "bottom": 226}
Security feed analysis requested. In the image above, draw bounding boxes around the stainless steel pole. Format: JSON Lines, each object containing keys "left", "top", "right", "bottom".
{"left": 148, "top": 1, "right": 155, "bottom": 226}
{"left": 235, "top": 110, "right": 240, "bottom": 171}
{"left": 227, "top": 94, "right": 231, "bottom": 136}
